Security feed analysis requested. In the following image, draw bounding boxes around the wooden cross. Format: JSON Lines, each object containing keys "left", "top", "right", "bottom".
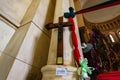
{"left": 45, "top": 16, "right": 72, "bottom": 65}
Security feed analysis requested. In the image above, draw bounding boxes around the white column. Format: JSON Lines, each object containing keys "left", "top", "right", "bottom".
{"left": 47, "top": 0, "right": 62, "bottom": 65}
{"left": 63, "top": 0, "right": 75, "bottom": 66}
{"left": 69, "top": 0, "right": 84, "bottom": 59}
{"left": 41, "top": 0, "right": 79, "bottom": 80}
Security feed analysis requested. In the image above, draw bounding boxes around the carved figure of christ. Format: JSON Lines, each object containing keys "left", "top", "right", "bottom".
{"left": 45, "top": 16, "right": 72, "bottom": 65}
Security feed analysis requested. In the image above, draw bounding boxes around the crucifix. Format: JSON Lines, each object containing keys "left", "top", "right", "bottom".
{"left": 45, "top": 16, "right": 72, "bottom": 65}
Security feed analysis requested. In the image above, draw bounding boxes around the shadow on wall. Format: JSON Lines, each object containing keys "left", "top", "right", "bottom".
{"left": 25, "top": 32, "right": 50, "bottom": 80}
{"left": 25, "top": 0, "right": 56, "bottom": 79}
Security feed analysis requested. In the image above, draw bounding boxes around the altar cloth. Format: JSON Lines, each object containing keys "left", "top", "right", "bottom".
{"left": 97, "top": 71, "right": 120, "bottom": 80}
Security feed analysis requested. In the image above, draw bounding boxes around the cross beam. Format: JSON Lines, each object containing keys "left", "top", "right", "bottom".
{"left": 45, "top": 16, "right": 72, "bottom": 65}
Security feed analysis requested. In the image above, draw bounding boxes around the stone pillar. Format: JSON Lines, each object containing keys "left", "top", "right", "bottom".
{"left": 63, "top": 0, "right": 75, "bottom": 66}
{"left": 0, "top": 0, "right": 53, "bottom": 80}
{"left": 41, "top": 0, "right": 83, "bottom": 80}
{"left": 69, "top": 0, "right": 83, "bottom": 58}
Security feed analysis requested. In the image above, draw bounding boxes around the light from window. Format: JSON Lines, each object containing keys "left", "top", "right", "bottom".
{"left": 109, "top": 34, "right": 115, "bottom": 42}
{"left": 118, "top": 32, "right": 120, "bottom": 35}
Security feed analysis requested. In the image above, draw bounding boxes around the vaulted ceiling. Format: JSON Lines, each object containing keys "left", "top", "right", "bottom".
{"left": 80, "top": 0, "right": 120, "bottom": 23}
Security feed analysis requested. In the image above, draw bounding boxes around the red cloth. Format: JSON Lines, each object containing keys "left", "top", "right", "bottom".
{"left": 97, "top": 71, "right": 120, "bottom": 80}
{"left": 68, "top": 17, "right": 80, "bottom": 66}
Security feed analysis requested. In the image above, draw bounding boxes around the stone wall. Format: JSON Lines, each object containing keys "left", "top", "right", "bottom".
{"left": 0, "top": 0, "right": 56, "bottom": 80}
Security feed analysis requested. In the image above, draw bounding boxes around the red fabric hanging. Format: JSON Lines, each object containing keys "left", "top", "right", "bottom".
{"left": 68, "top": 17, "right": 80, "bottom": 66}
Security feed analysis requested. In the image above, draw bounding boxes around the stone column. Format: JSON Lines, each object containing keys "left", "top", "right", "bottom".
{"left": 41, "top": 0, "right": 80, "bottom": 80}
{"left": 0, "top": 0, "right": 52, "bottom": 80}
{"left": 62, "top": 0, "right": 75, "bottom": 66}
{"left": 69, "top": 0, "right": 83, "bottom": 58}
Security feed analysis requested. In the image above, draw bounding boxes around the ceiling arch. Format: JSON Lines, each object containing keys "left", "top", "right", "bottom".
{"left": 80, "top": 0, "right": 120, "bottom": 23}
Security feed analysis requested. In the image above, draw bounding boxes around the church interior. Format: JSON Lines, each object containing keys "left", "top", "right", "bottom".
{"left": 0, "top": 0, "right": 120, "bottom": 80}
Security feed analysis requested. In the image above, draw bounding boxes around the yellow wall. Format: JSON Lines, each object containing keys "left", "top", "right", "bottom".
{"left": 0, "top": 0, "right": 56, "bottom": 80}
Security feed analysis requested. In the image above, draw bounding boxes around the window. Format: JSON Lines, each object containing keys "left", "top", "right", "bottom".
{"left": 118, "top": 31, "right": 120, "bottom": 35}
{"left": 109, "top": 34, "right": 115, "bottom": 43}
